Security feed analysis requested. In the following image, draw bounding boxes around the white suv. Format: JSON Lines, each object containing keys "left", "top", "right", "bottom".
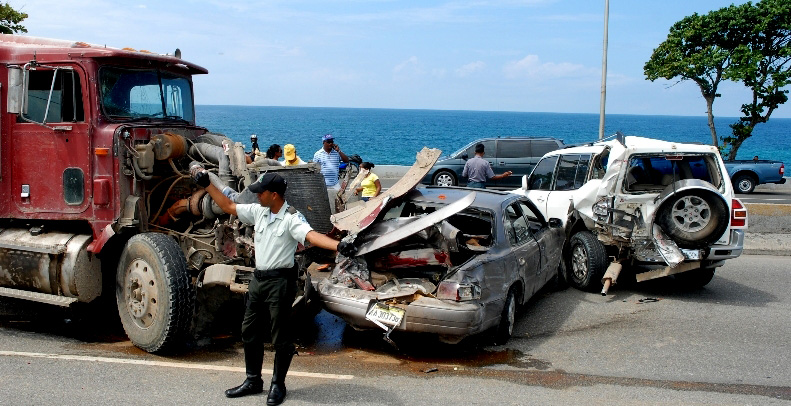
{"left": 512, "top": 135, "right": 748, "bottom": 293}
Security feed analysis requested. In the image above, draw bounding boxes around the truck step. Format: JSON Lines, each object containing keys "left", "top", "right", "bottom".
{"left": 0, "top": 287, "right": 78, "bottom": 307}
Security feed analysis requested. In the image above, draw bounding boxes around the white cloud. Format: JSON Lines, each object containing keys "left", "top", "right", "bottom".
{"left": 503, "top": 54, "right": 597, "bottom": 79}
{"left": 393, "top": 56, "right": 422, "bottom": 74}
{"left": 455, "top": 61, "right": 486, "bottom": 77}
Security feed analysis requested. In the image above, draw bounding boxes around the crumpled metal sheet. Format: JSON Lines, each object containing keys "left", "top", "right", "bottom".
{"left": 651, "top": 224, "right": 684, "bottom": 267}
{"left": 331, "top": 147, "right": 441, "bottom": 233}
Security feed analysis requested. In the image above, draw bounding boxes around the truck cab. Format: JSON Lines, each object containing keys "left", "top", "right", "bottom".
{"left": 0, "top": 35, "right": 332, "bottom": 353}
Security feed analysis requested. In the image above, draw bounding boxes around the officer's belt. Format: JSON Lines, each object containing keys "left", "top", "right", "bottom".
{"left": 254, "top": 265, "right": 296, "bottom": 280}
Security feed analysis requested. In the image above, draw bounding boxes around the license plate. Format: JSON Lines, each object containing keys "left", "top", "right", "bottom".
{"left": 680, "top": 249, "right": 701, "bottom": 260}
{"left": 365, "top": 302, "right": 405, "bottom": 328}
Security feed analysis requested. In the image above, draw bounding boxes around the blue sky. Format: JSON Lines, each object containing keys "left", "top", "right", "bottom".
{"left": 13, "top": 0, "right": 790, "bottom": 118}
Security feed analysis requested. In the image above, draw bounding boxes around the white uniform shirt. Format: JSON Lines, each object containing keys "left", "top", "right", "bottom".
{"left": 235, "top": 202, "right": 313, "bottom": 270}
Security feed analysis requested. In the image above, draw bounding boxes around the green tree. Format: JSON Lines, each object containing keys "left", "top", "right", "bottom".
{"left": 0, "top": 2, "right": 27, "bottom": 34}
{"left": 721, "top": 0, "right": 791, "bottom": 160}
{"left": 644, "top": 4, "right": 749, "bottom": 147}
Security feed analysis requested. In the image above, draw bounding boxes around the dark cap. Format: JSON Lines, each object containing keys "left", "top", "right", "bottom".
{"left": 248, "top": 173, "right": 287, "bottom": 195}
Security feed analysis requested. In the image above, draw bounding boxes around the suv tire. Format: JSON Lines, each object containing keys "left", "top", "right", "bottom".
{"left": 568, "top": 231, "right": 608, "bottom": 292}
{"left": 655, "top": 190, "right": 729, "bottom": 249}
{"left": 433, "top": 170, "right": 457, "bottom": 187}
{"left": 674, "top": 267, "right": 716, "bottom": 288}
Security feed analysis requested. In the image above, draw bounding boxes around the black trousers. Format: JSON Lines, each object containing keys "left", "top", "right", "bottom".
{"left": 241, "top": 275, "right": 296, "bottom": 353}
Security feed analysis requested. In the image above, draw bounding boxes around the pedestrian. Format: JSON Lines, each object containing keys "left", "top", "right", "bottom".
{"left": 192, "top": 168, "right": 357, "bottom": 405}
{"left": 313, "top": 134, "right": 349, "bottom": 213}
{"left": 461, "top": 143, "right": 512, "bottom": 188}
{"left": 267, "top": 144, "right": 283, "bottom": 161}
{"left": 282, "top": 144, "right": 305, "bottom": 166}
{"left": 354, "top": 162, "right": 381, "bottom": 202}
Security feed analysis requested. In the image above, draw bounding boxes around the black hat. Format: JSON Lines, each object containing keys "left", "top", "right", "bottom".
{"left": 248, "top": 173, "right": 287, "bottom": 196}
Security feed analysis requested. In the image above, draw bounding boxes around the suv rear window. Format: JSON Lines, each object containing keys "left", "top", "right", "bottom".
{"left": 624, "top": 154, "right": 722, "bottom": 192}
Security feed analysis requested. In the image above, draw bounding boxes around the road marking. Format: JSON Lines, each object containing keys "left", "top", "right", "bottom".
{"left": 0, "top": 350, "right": 354, "bottom": 380}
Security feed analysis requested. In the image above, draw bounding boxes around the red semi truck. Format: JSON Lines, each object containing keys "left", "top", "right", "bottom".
{"left": 0, "top": 35, "right": 331, "bottom": 352}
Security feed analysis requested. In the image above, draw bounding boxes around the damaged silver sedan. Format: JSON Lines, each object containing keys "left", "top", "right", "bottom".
{"left": 315, "top": 187, "right": 565, "bottom": 345}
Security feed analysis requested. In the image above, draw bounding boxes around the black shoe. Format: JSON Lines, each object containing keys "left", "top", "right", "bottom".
{"left": 225, "top": 378, "right": 264, "bottom": 398}
{"left": 266, "top": 382, "right": 287, "bottom": 405}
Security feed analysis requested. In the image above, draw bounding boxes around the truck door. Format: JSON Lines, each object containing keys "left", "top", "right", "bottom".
{"left": 10, "top": 64, "right": 91, "bottom": 215}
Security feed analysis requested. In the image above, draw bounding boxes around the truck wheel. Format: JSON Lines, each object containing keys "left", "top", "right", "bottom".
{"left": 732, "top": 174, "right": 756, "bottom": 194}
{"left": 493, "top": 287, "right": 518, "bottom": 344}
{"left": 568, "top": 231, "right": 608, "bottom": 292}
{"left": 655, "top": 190, "right": 728, "bottom": 249}
{"left": 674, "top": 267, "right": 716, "bottom": 289}
{"left": 433, "top": 170, "right": 457, "bottom": 187}
{"left": 116, "top": 233, "right": 193, "bottom": 353}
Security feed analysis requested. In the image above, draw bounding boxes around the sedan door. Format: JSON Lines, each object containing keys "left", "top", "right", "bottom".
{"left": 503, "top": 202, "right": 541, "bottom": 299}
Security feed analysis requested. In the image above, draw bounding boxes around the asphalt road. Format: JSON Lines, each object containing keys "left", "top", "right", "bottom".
{"left": 1, "top": 255, "right": 789, "bottom": 405}
{"left": 738, "top": 181, "right": 791, "bottom": 205}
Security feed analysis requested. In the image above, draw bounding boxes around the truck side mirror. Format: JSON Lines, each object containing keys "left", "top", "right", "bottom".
{"left": 461, "top": 153, "right": 468, "bottom": 160}
{"left": 7, "top": 66, "right": 24, "bottom": 114}
{"left": 521, "top": 175, "right": 528, "bottom": 190}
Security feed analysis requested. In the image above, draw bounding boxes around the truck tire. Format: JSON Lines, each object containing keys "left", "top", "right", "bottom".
{"left": 655, "top": 190, "right": 729, "bottom": 249}
{"left": 433, "top": 170, "right": 457, "bottom": 187}
{"left": 568, "top": 231, "right": 608, "bottom": 292}
{"left": 674, "top": 267, "right": 716, "bottom": 289}
{"left": 732, "top": 174, "right": 756, "bottom": 194}
{"left": 116, "top": 233, "right": 194, "bottom": 353}
{"left": 493, "top": 287, "right": 518, "bottom": 344}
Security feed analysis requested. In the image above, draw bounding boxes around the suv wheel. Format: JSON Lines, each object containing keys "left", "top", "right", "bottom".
{"left": 655, "top": 190, "right": 729, "bottom": 249}
{"left": 433, "top": 170, "right": 457, "bottom": 187}
{"left": 568, "top": 231, "right": 608, "bottom": 292}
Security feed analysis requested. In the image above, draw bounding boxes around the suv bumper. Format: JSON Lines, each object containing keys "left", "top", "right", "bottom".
{"left": 706, "top": 229, "right": 745, "bottom": 260}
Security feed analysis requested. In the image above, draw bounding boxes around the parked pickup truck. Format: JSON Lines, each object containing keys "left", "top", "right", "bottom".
{"left": 725, "top": 159, "right": 785, "bottom": 194}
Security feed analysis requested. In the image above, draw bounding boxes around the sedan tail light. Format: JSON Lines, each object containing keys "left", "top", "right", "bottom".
{"left": 437, "top": 281, "right": 481, "bottom": 301}
{"left": 731, "top": 198, "right": 748, "bottom": 228}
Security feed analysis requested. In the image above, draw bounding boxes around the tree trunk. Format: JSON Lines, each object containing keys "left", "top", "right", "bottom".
{"left": 705, "top": 96, "right": 718, "bottom": 147}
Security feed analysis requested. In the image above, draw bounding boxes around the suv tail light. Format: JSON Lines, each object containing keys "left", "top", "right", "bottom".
{"left": 780, "top": 163, "right": 785, "bottom": 176}
{"left": 731, "top": 199, "right": 748, "bottom": 228}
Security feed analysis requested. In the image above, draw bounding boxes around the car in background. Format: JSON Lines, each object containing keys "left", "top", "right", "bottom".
{"left": 422, "top": 137, "right": 564, "bottom": 189}
{"left": 511, "top": 135, "right": 747, "bottom": 293}
{"left": 724, "top": 159, "right": 785, "bottom": 194}
{"left": 316, "top": 187, "right": 566, "bottom": 344}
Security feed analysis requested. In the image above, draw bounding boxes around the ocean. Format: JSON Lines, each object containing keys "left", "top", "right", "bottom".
{"left": 195, "top": 105, "right": 791, "bottom": 166}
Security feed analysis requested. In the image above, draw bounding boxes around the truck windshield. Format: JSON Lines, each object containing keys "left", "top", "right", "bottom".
{"left": 99, "top": 67, "right": 195, "bottom": 123}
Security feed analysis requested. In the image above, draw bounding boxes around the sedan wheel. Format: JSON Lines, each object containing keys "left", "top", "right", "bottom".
{"left": 494, "top": 288, "right": 517, "bottom": 344}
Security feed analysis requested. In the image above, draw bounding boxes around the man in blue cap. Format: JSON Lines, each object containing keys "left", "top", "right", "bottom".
{"left": 194, "top": 170, "right": 357, "bottom": 405}
{"left": 313, "top": 134, "right": 349, "bottom": 213}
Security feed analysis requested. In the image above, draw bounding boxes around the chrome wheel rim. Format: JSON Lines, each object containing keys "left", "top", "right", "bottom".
{"left": 571, "top": 244, "right": 588, "bottom": 281}
{"left": 505, "top": 295, "right": 516, "bottom": 336}
{"left": 435, "top": 173, "right": 454, "bottom": 186}
{"left": 737, "top": 179, "right": 752, "bottom": 193}
{"left": 123, "top": 258, "right": 159, "bottom": 329}
{"left": 670, "top": 196, "right": 711, "bottom": 233}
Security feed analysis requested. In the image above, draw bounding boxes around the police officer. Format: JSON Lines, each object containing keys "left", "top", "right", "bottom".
{"left": 194, "top": 170, "right": 356, "bottom": 405}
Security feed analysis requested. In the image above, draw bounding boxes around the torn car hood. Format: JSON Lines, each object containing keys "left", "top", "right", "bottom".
{"left": 331, "top": 147, "right": 441, "bottom": 233}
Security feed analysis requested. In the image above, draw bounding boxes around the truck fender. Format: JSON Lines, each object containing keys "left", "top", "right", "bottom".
{"left": 87, "top": 224, "right": 115, "bottom": 253}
